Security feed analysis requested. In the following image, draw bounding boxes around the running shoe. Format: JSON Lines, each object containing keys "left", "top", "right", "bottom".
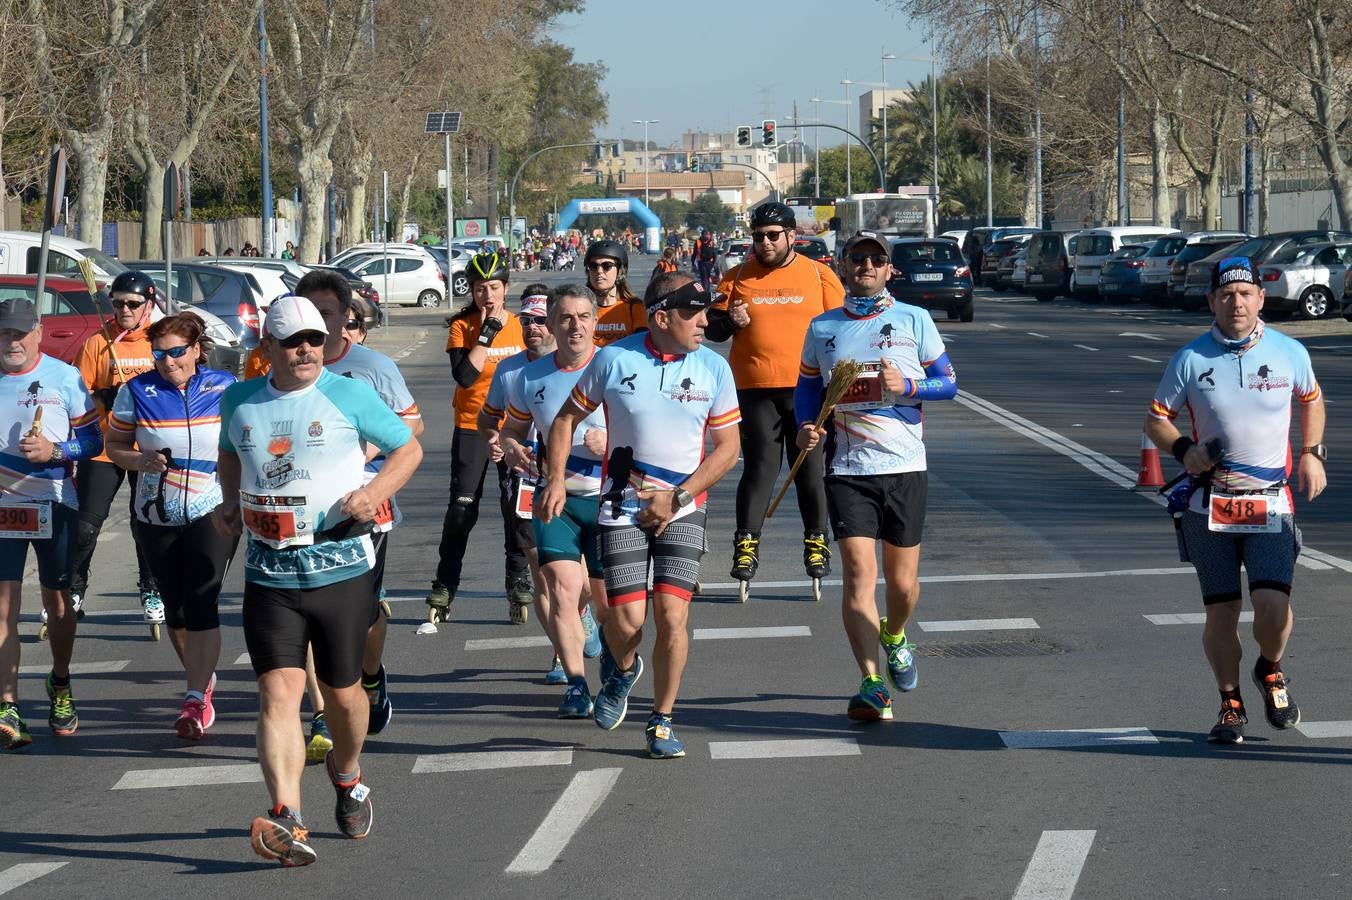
{"left": 251, "top": 805, "right": 317, "bottom": 867}
{"left": 364, "top": 665, "right": 393, "bottom": 735}
{"left": 325, "top": 750, "right": 374, "bottom": 840}
{"left": 142, "top": 590, "right": 165, "bottom": 624}
{"left": 1252, "top": 663, "right": 1300, "bottom": 729}
{"left": 879, "top": 617, "right": 918, "bottom": 692}
{"left": 175, "top": 697, "right": 211, "bottom": 741}
{"left": 581, "top": 605, "right": 602, "bottom": 659}
{"left": 645, "top": 713, "right": 686, "bottom": 759}
{"left": 545, "top": 655, "right": 568, "bottom": 685}
{"left": 70, "top": 592, "right": 84, "bottom": 621}
{"left": 202, "top": 673, "right": 217, "bottom": 730}
{"left": 1208, "top": 697, "right": 1247, "bottom": 744}
{"left": 45, "top": 673, "right": 78, "bottom": 736}
{"left": 847, "top": 675, "right": 893, "bottom": 722}
{"left": 0, "top": 702, "right": 31, "bottom": 750}
{"left": 593, "top": 654, "right": 644, "bottom": 731}
{"left": 558, "top": 682, "right": 595, "bottom": 719}
{"left": 306, "top": 712, "right": 334, "bottom": 763}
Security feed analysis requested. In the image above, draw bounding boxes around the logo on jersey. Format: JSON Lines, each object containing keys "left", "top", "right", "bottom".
{"left": 259, "top": 434, "right": 309, "bottom": 489}
{"left": 669, "top": 377, "right": 711, "bottom": 404}
{"left": 271, "top": 420, "right": 293, "bottom": 436}
{"left": 619, "top": 373, "right": 638, "bottom": 394}
{"left": 533, "top": 385, "right": 546, "bottom": 403}
{"left": 869, "top": 323, "right": 906, "bottom": 350}
{"left": 309, "top": 421, "right": 323, "bottom": 437}
{"left": 825, "top": 336, "right": 836, "bottom": 350}
{"left": 1198, "top": 367, "right": 1215, "bottom": 387}
{"left": 21, "top": 380, "right": 42, "bottom": 407}
{"left": 751, "top": 294, "right": 804, "bottom": 305}
{"left": 1247, "top": 364, "right": 1289, "bottom": 392}
{"left": 239, "top": 425, "right": 254, "bottom": 449}
{"left": 141, "top": 384, "right": 158, "bottom": 398}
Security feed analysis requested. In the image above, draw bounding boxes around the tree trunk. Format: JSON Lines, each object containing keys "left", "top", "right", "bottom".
{"left": 68, "top": 128, "right": 113, "bottom": 246}
{"left": 1257, "top": 142, "right": 1270, "bottom": 234}
{"left": 487, "top": 141, "right": 502, "bottom": 223}
{"left": 1022, "top": 119, "right": 1038, "bottom": 226}
{"left": 341, "top": 142, "right": 372, "bottom": 252}
{"left": 1148, "top": 97, "right": 1170, "bottom": 226}
{"left": 139, "top": 159, "right": 166, "bottom": 258}
{"left": 1198, "top": 172, "right": 1220, "bottom": 231}
{"left": 396, "top": 148, "right": 421, "bottom": 231}
{"left": 293, "top": 141, "right": 333, "bottom": 264}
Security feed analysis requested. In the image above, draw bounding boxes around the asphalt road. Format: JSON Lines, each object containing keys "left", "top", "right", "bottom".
{"left": 4, "top": 258, "right": 1351, "bottom": 899}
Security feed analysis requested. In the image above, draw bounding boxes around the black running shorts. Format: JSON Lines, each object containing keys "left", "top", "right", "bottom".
{"left": 1179, "top": 511, "right": 1301, "bottom": 605}
{"left": 243, "top": 570, "right": 378, "bottom": 688}
{"left": 826, "top": 471, "right": 927, "bottom": 548}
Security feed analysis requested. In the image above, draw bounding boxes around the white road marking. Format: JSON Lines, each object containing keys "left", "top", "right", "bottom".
{"left": 990, "top": 322, "right": 1008, "bottom": 328}
{"left": 1013, "top": 830, "right": 1096, "bottom": 900}
{"left": 1297, "top": 557, "right": 1333, "bottom": 570}
{"left": 464, "top": 636, "right": 554, "bottom": 651}
{"left": 1027, "top": 332, "right": 1049, "bottom": 338}
{"left": 940, "top": 333, "right": 957, "bottom": 341}
{"left": 112, "top": 763, "right": 263, "bottom": 790}
{"left": 413, "top": 749, "right": 573, "bottom": 774}
{"left": 708, "top": 737, "right": 860, "bottom": 760}
{"left": 919, "top": 617, "right": 1039, "bottom": 632}
{"left": 505, "top": 768, "right": 622, "bottom": 875}
{"left": 1128, "top": 355, "right": 1161, "bottom": 364}
{"left": 692, "top": 626, "right": 811, "bottom": 640}
{"left": 696, "top": 566, "right": 1194, "bottom": 593}
{"left": 390, "top": 328, "right": 429, "bottom": 362}
{"left": 1119, "top": 331, "right": 1163, "bottom": 341}
{"left": 1294, "top": 721, "right": 1352, "bottom": 739}
{"left": 234, "top": 652, "right": 251, "bottom": 665}
{"left": 1301, "top": 547, "right": 1352, "bottom": 572}
{"left": 0, "top": 863, "right": 68, "bottom": 896}
{"left": 1144, "top": 611, "right": 1253, "bottom": 625}
{"left": 100, "top": 532, "right": 121, "bottom": 541}
{"left": 999, "top": 727, "right": 1157, "bottom": 750}
{"left": 19, "top": 659, "right": 129, "bottom": 676}
{"left": 1073, "top": 344, "right": 1099, "bottom": 351}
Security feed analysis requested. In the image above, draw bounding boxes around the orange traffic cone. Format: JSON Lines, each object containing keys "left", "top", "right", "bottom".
{"left": 1135, "top": 433, "right": 1164, "bottom": 490}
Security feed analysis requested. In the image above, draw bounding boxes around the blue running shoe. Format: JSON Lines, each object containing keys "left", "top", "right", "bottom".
{"left": 594, "top": 654, "right": 644, "bottom": 731}
{"left": 598, "top": 635, "right": 617, "bottom": 685}
{"left": 363, "top": 665, "right": 393, "bottom": 735}
{"left": 847, "top": 675, "right": 893, "bottom": 722}
{"left": 558, "top": 681, "right": 594, "bottom": 719}
{"left": 645, "top": 713, "right": 685, "bottom": 759}
{"left": 880, "top": 617, "right": 918, "bottom": 692}
{"left": 581, "top": 605, "right": 602, "bottom": 659}
{"left": 545, "top": 656, "right": 568, "bottom": 685}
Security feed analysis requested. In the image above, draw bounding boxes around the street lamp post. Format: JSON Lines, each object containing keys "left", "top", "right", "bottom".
{"left": 810, "top": 92, "right": 822, "bottom": 197}
{"left": 881, "top": 50, "right": 896, "bottom": 186}
{"left": 632, "top": 119, "right": 659, "bottom": 209}
{"left": 841, "top": 77, "right": 854, "bottom": 195}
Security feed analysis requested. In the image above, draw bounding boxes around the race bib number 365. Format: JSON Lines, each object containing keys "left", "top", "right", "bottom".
{"left": 241, "top": 492, "right": 312, "bottom": 548}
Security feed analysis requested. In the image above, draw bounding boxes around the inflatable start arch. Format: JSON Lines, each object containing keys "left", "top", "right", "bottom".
{"left": 555, "top": 198, "right": 661, "bottom": 254}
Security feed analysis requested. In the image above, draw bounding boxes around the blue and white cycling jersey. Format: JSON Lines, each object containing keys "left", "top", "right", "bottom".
{"left": 571, "top": 333, "right": 739, "bottom": 526}
{"left": 110, "top": 367, "right": 235, "bottom": 526}
{"left": 481, "top": 349, "right": 534, "bottom": 426}
{"left": 797, "top": 298, "right": 953, "bottom": 476}
{"left": 1150, "top": 321, "right": 1320, "bottom": 512}
{"left": 0, "top": 354, "right": 99, "bottom": 509}
{"left": 219, "top": 369, "right": 412, "bottom": 589}
{"left": 506, "top": 349, "right": 607, "bottom": 496}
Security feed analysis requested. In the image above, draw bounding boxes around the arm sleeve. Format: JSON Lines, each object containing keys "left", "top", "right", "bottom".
{"left": 909, "top": 352, "right": 958, "bottom": 401}
{"left": 58, "top": 374, "right": 102, "bottom": 461}
{"left": 794, "top": 327, "right": 825, "bottom": 425}
{"left": 447, "top": 347, "right": 481, "bottom": 388}
{"left": 1150, "top": 350, "right": 1189, "bottom": 421}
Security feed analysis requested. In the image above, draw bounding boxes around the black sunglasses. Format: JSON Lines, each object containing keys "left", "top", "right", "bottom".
{"left": 753, "top": 230, "right": 786, "bottom": 242}
{"left": 112, "top": 299, "right": 146, "bottom": 310}
{"left": 151, "top": 345, "right": 192, "bottom": 361}
{"left": 279, "top": 331, "right": 325, "bottom": 349}
{"left": 343, "top": 319, "right": 362, "bottom": 330}
{"left": 586, "top": 261, "right": 617, "bottom": 272}
{"left": 849, "top": 252, "right": 890, "bottom": 267}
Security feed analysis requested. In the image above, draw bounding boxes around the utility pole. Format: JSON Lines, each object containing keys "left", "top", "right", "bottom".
{"left": 1115, "top": 0, "right": 1127, "bottom": 226}
{"left": 986, "top": 26, "right": 993, "bottom": 227}
{"left": 841, "top": 76, "right": 854, "bottom": 195}
{"left": 258, "top": 3, "right": 274, "bottom": 256}
{"left": 1033, "top": 4, "right": 1045, "bottom": 228}
{"left": 930, "top": 34, "right": 939, "bottom": 227}
{"left": 881, "top": 49, "right": 896, "bottom": 184}
{"left": 633, "top": 119, "right": 659, "bottom": 209}
{"left": 811, "top": 92, "right": 822, "bottom": 197}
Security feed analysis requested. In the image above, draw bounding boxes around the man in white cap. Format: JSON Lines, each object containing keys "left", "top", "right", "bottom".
{"left": 214, "top": 295, "right": 423, "bottom": 866}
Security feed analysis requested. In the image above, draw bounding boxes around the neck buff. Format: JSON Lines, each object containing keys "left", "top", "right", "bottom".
{"left": 1210, "top": 318, "right": 1264, "bottom": 354}
{"left": 844, "top": 290, "right": 891, "bottom": 318}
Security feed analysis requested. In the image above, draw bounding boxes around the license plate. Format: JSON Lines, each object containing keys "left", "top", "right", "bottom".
{"left": 1208, "top": 492, "right": 1282, "bottom": 533}
{"left": 1101, "top": 282, "right": 1119, "bottom": 292}
{"left": 1026, "top": 273, "right": 1043, "bottom": 283}
{"left": 0, "top": 500, "right": 52, "bottom": 540}
{"left": 912, "top": 272, "right": 943, "bottom": 282}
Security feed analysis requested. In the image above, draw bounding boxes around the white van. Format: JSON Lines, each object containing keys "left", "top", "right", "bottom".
{"left": 1073, "top": 225, "right": 1180, "bottom": 299}
{"left": 0, "top": 230, "right": 127, "bottom": 284}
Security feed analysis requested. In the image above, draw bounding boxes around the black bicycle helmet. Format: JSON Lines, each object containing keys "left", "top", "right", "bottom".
{"left": 109, "top": 270, "right": 159, "bottom": 302}
{"left": 584, "top": 239, "right": 629, "bottom": 272}
{"left": 466, "top": 251, "right": 510, "bottom": 286}
{"left": 750, "top": 201, "right": 796, "bottom": 229}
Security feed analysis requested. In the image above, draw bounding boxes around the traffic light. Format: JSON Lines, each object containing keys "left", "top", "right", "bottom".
{"left": 761, "top": 120, "right": 777, "bottom": 147}
{"left": 689, "top": 155, "right": 701, "bottom": 173}
{"left": 736, "top": 125, "right": 752, "bottom": 148}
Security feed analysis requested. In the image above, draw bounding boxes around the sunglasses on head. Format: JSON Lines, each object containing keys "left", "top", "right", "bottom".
{"left": 753, "top": 230, "right": 786, "bottom": 242}
{"left": 278, "top": 331, "right": 325, "bottom": 349}
{"left": 112, "top": 299, "right": 146, "bottom": 310}
{"left": 519, "top": 314, "right": 549, "bottom": 326}
{"left": 850, "top": 252, "right": 890, "bottom": 267}
{"left": 586, "top": 261, "right": 616, "bottom": 272}
{"left": 151, "top": 345, "right": 192, "bottom": 361}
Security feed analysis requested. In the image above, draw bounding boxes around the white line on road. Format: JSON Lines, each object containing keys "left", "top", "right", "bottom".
{"left": 464, "top": 636, "right": 554, "bottom": 651}
{"left": 0, "top": 863, "right": 68, "bottom": 896}
{"left": 919, "top": 618, "right": 1039, "bottom": 632}
{"left": 1128, "top": 355, "right": 1161, "bottom": 364}
{"left": 390, "top": 328, "right": 429, "bottom": 362}
{"left": 506, "top": 768, "right": 622, "bottom": 875}
{"left": 112, "top": 763, "right": 263, "bottom": 790}
{"left": 1013, "top": 830, "right": 1096, "bottom": 900}
{"left": 999, "top": 727, "right": 1157, "bottom": 750}
{"left": 989, "top": 323, "right": 1008, "bottom": 328}
{"left": 1143, "top": 612, "right": 1254, "bottom": 625}
{"left": 1073, "top": 344, "right": 1099, "bottom": 351}
{"left": 413, "top": 749, "right": 573, "bottom": 774}
{"left": 19, "top": 659, "right": 129, "bottom": 676}
{"left": 234, "top": 652, "right": 251, "bottom": 666}
{"left": 708, "top": 737, "right": 860, "bottom": 760}
{"left": 1294, "top": 721, "right": 1352, "bottom": 739}
{"left": 1027, "top": 332, "right": 1050, "bottom": 338}
{"left": 692, "top": 626, "right": 811, "bottom": 640}
{"left": 1119, "top": 331, "right": 1163, "bottom": 340}
{"left": 695, "top": 566, "right": 1194, "bottom": 593}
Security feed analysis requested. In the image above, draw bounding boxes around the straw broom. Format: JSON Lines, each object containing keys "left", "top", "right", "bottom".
{"left": 766, "top": 358, "right": 864, "bottom": 518}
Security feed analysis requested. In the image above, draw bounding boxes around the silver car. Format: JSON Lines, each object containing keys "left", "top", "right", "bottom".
{"left": 1139, "top": 232, "right": 1248, "bottom": 306}
{"left": 1258, "top": 242, "right": 1350, "bottom": 319}
{"left": 718, "top": 240, "right": 752, "bottom": 275}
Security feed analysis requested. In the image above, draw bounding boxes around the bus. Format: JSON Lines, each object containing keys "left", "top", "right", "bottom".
{"left": 834, "top": 193, "right": 934, "bottom": 241}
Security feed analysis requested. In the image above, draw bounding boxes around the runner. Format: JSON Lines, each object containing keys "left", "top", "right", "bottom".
{"left": 427, "top": 252, "right": 530, "bottom": 625}
{"left": 296, "top": 269, "right": 424, "bottom": 736}
{"left": 540, "top": 270, "right": 741, "bottom": 758}
{"left": 794, "top": 231, "right": 957, "bottom": 721}
{"left": 708, "top": 201, "right": 844, "bottom": 602}
{"left": 215, "top": 295, "right": 422, "bottom": 866}
{"left": 584, "top": 240, "right": 647, "bottom": 348}
{"left": 0, "top": 298, "right": 101, "bottom": 749}
{"left": 105, "top": 312, "right": 238, "bottom": 739}
{"left": 71, "top": 270, "right": 161, "bottom": 630}
{"left": 501, "top": 284, "right": 609, "bottom": 716}
{"left": 1144, "top": 255, "right": 1326, "bottom": 745}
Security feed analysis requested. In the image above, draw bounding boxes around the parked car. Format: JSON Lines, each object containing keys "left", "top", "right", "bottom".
{"left": 938, "top": 229, "right": 968, "bottom": 248}
{"left": 1138, "top": 232, "right": 1249, "bottom": 305}
{"left": 347, "top": 254, "right": 444, "bottom": 307}
{"left": 1178, "top": 230, "right": 1352, "bottom": 311}
{"left": 1167, "top": 239, "right": 1246, "bottom": 305}
{"left": 1072, "top": 226, "right": 1180, "bottom": 301}
{"left": 793, "top": 236, "right": 833, "bottom": 267}
{"left": 426, "top": 246, "right": 471, "bottom": 298}
{"left": 994, "top": 236, "right": 1033, "bottom": 290}
{"left": 1024, "top": 230, "right": 1080, "bottom": 301}
{"left": 310, "top": 264, "right": 383, "bottom": 325}
{"left": 123, "top": 260, "right": 262, "bottom": 364}
{"left": 210, "top": 262, "right": 296, "bottom": 310}
{"left": 1011, "top": 246, "right": 1029, "bottom": 289}
{"left": 981, "top": 235, "right": 1032, "bottom": 290}
{"left": 1096, "top": 245, "right": 1151, "bottom": 301}
{"left": 0, "top": 274, "right": 106, "bottom": 362}
{"left": 718, "top": 240, "right": 752, "bottom": 275}
{"left": 962, "top": 226, "right": 1040, "bottom": 280}
{"left": 886, "top": 237, "right": 974, "bottom": 322}
{"left": 0, "top": 231, "right": 127, "bottom": 286}
{"left": 1257, "top": 242, "right": 1351, "bottom": 319}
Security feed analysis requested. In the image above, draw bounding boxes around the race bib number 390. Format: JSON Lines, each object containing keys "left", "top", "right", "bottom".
{"left": 241, "top": 492, "right": 312, "bottom": 548}
{"left": 0, "top": 499, "right": 52, "bottom": 540}
{"left": 1208, "top": 492, "right": 1282, "bottom": 533}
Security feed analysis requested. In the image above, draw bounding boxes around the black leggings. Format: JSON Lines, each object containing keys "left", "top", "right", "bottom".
{"left": 72, "top": 459, "right": 156, "bottom": 597}
{"left": 735, "top": 387, "right": 828, "bottom": 535}
{"left": 138, "top": 515, "right": 239, "bottom": 631}
{"left": 434, "top": 426, "right": 526, "bottom": 590}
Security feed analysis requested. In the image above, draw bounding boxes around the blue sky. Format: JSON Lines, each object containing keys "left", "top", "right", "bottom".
{"left": 549, "top": 2, "right": 937, "bottom": 149}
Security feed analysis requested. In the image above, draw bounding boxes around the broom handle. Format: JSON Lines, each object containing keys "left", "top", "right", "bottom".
{"left": 766, "top": 405, "right": 835, "bottom": 520}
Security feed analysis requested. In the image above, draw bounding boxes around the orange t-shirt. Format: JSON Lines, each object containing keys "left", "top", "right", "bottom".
{"left": 715, "top": 253, "right": 845, "bottom": 389}
{"left": 446, "top": 313, "right": 525, "bottom": 430}
{"left": 74, "top": 322, "right": 156, "bottom": 463}
{"left": 592, "top": 299, "right": 647, "bottom": 347}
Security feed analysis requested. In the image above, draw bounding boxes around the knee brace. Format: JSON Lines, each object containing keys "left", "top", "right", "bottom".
{"left": 443, "top": 494, "right": 480, "bottom": 534}
{"left": 76, "top": 513, "right": 106, "bottom": 554}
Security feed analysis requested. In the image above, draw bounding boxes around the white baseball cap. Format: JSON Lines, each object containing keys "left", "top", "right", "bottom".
{"left": 264, "top": 295, "right": 329, "bottom": 340}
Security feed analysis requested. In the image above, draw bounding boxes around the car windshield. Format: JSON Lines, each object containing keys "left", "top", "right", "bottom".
{"left": 1078, "top": 235, "right": 1115, "bottom": 256}
{"left": 893, "top": 242, "right": 962, "bottom": 263}
{"left": 83, "top": 246, "right": 128, "bottom": 275}
{"left": 1112, "top": 245, "right": 1149, "bottom": 260}
{"left": 1148, "top": 237, "right": 1187, "bottom": 257}
{"left": 1224, "top": 237, "right": 1272, "bottom": 259}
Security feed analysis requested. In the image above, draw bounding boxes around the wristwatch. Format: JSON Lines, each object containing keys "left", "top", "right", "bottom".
{"left": 674, "top": 487, "right": 694, "bottom": 508}
{"left": 1301, "top": 444, "right": 1328, "bottom": 462}
{"left": 49, "top": 444, "right": 65, "bottom": 463}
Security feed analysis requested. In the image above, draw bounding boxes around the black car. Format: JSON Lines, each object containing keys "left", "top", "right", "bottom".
{"left": 1025, "top": 230, "right": 1078, "bottom": 301}
{"left": 1165, "top": 240, "right": 1245, "bottom": 305}
{"left": 887, "top": 238, "right": 974, "bottom": 322}
{"left": 980, "top": 239, "right": 1027, "bottom": 290}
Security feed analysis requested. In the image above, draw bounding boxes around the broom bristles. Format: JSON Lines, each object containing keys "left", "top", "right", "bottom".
{"left": 818, "top": 358, "right": 865, "bottom": 422}
{"left": 76, "top": 258, "right": 98, "bottom": 295}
